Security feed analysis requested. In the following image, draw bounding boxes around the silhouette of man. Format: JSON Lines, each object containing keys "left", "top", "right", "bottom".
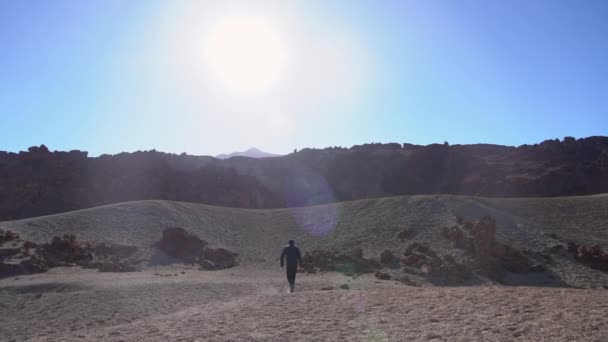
{"left": 280, "top": 240, "right": 303, "bottom": 293}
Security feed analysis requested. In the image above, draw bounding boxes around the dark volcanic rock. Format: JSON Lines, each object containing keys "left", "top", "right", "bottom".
{"left": 156, "top": 227, "right": 208, "bottom": 261}
{"left": 0, "top": 229, "right": 20, "bottom": 244}
{"left": 0, "top": 235, "right": 141, "bottom": 278}
{"left": 20, "top": 255, "right": 49, "bottom": 274}
{"left": 201, "top": 247, "right": 239, "bottom": 270}
{"left": 442, "top": 216, "right": 541, "bottom": 280}
{"left": 567, "top": 242, "right": 608, "bottom": 272}
{"left": 41, "top": 235, "right": 93, "bottom": 267}
{"left": 348, "top": 247, "right": 364, "bottom": 259}
{"left": 401, "top": 244, "right": 470, "bottom": 285}
{"left": 156, "top": 227, "right": 238, "bottom": 270}
{"left": 3, "top": 137, "right": 608, "bottom": 220}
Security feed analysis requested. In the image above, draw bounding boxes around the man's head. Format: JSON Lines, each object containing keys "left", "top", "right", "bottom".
{"left": 288, "top": 239, "right": 295, "bottom": 246}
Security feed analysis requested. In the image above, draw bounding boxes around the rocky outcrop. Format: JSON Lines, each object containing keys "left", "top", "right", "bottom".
{"left": 441, "top": 216, "right": 544, "bottom": 281}
{"left": 0, "top": 234, "right": 139, "bottom": 278}
{"left": 2, "top": 136, "right": 608, "bottom": 220}
{"left": 401, "top": 243, "right": 470, "bottom": 285}
{"left": 566, "top": 242, "right": 608, "bottom": 272}
{"left": 40, "top": 235, "right": 93, "bottom": 267}
{"left": 156, "top": 227, "right": 208, "bottom": 261}
{"left": 155, "top": 227, "right": 238, "bottom": 270}
{"left": 0, "top": 229, "right": 20, "bottom": 244}
{"left": 200, "top": 247, "right": 239, "bottom": 270}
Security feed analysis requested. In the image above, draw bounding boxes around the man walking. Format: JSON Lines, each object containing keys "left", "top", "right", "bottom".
{"left": 280, "top": 240, "right": 303, "bottom": 293}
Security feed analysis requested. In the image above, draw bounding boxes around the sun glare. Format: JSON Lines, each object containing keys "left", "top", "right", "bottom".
{"left": 205, "top": 16, "right": 285, "bottom": 92}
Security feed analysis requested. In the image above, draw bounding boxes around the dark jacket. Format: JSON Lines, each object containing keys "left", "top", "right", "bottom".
{"left": 280, "top": 245, "right": 302, "bottom": 271}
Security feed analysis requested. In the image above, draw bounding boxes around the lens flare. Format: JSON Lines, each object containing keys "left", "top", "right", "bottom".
{"left": 283, "top": 168, "right": 337, "bottom": 236}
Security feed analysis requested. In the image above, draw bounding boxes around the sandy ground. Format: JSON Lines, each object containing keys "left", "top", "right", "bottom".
{"left": 1, "top": 266, "right": 608, "bottom": 342}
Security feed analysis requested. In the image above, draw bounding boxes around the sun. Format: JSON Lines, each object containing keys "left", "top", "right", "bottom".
{"left": 205, "top": 16, "right": 285, "bottom": 92}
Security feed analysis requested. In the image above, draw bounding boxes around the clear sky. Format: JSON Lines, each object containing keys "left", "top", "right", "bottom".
{"left": 1, "top": 0, "right": 607, "bottom": 156}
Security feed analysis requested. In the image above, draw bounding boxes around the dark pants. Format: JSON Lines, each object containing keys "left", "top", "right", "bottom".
{"left": 286, "top": 271, "right": 296, "bottom": 286}
{"left": 286, "top": 265, "right": 297, "bottom": 289}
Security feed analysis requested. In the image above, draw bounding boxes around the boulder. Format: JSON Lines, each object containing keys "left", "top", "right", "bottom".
{"left": 568, "top": 243, "right": 608, "bottom": 272}
{"left": 379, "top": 249, "right": 396, "bottom": 264}
{"left": 20, "top": 255, "right": 49, "bottom": 274}
{"left": 501, "top": 250, "right": 532, "bottom": 273}
{"left": 395, "top": 228, "right": 413, "bottom": 241}
{"left": 471, "top": 216, "right": 496, "bottom": 258}
{"left": 349, "top": 247, "right": 364, "bottom": 259}
{"left": 374, "top": 271, "right": 391, "bottom": 280}
{"left": 400, "top": 254, "right": 424, "bottom": 267}
{"left": 156, "top": 227, "right": 207, "bottom": 261}
{"left": 567, "top": 241, "right": 578, "bottom": 254}
{"left": 441, "top": 225, "right": 471, "bottom": 250}
{"left": 201, "top": 247, "right": 238, "bottom": 270}
{"left": 22, "top": 241, "right": 37, "bottom": 249}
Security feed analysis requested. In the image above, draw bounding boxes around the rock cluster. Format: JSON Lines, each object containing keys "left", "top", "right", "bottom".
{"left": 0, "top": 234, "right": 139, "bottom": 278}
{"left": 156, "top": 227, "right": 208, "bottom": 262}
{"left": 401, "top": 243, "right": 470, "bottom": 285}
{"left": 441, "top": 216, "right": 544, "bottom": 280}
{"left": 156, "top": 227, "right": 238, "bottom": 270}
{"left": 0, "top": 228, "right": 20, "bottom": 244}
{"left": 40, "top": 235, "right": 94, "bottom": 267}
{"left": 567, "top": 242, "right": 608, "bottom": 272}
{"left": 200, "top": 247, "right": 239, "bottom": 270}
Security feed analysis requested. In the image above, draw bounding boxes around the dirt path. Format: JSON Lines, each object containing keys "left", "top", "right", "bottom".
{"left": 2, "top": 267, "right": 608, "bottom": 342}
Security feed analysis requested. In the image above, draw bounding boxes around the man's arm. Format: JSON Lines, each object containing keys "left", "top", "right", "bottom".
{"left": 280, "top": 248, "right": 286, "bottom": 267}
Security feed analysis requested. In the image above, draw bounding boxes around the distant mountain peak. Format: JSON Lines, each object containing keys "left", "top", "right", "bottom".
{"left": 215, "top": 147, "right": 280, "bottom": 159}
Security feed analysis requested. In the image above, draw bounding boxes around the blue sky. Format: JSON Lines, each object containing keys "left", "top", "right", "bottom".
{"left": 1, "top": 0, "right": 607, "bottom": 156}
